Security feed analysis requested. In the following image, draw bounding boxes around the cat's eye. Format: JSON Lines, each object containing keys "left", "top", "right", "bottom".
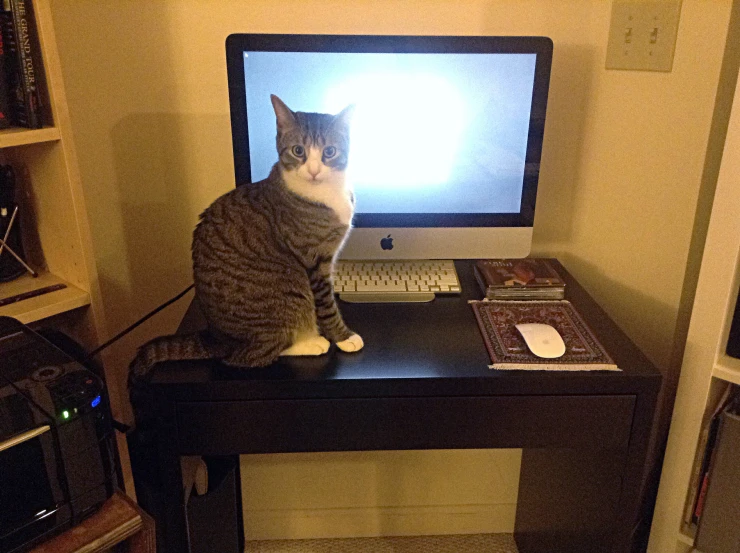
{"left": 291, "top": 145, "right": 305, "bottom": 157}
{"left": 323, "top": 146, "right": 337, "bottom": 159}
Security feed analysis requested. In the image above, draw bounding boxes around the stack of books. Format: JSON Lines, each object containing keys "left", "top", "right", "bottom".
{"left": 474, "top": 258, "right": 565, "bottom": 300}
{"left": 0, "top": 0, "right": 44, "bottom": 130}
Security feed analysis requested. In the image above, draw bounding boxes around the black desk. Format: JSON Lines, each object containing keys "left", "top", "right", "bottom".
{"left": 148, "top": 260, "right": 660, "bottom": 553}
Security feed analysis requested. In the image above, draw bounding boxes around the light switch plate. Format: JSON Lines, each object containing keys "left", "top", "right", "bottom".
{"left": 606, "top": 1, "right": 682, "bottom": 71}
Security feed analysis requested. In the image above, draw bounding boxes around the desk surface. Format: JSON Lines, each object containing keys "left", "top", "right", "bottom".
{"left": 151, "top": 259, "right": 660, "bottom": 401}
{"left": 145, "top": 259, "right": 662, "bottom": 553}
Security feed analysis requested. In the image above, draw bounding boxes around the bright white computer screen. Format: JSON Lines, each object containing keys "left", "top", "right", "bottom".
{"left": 242, "top": 52, "right": 536, "bottom": 215}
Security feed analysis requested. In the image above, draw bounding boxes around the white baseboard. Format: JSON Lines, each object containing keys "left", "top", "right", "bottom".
{"left": 243, "top": 503, "right": 517, "bottom": 541}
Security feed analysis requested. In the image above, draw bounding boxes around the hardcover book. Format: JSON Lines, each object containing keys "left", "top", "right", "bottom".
{"left": 474, "top": 258, "right": 565, "bottom": 299}
{"left": 0, "top": 16, "right": 11, "bottom": 129}
{"left": 1, "top": 0, "right": 43, "bottom": 128}
{"left": 470, "top": 299, "right": 619, "bottom": 371}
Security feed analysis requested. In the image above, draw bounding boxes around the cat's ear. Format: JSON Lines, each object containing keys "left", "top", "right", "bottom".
{"left": 334, "top": 104, "right": 356, "bottom": 128}
{"left": 271, "top": 94, "right": 296, "bottom": 130}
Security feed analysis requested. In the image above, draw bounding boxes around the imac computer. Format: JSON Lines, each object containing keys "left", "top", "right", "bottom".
{"left": 225, "top": 34, "right": 552, "bottom": 262}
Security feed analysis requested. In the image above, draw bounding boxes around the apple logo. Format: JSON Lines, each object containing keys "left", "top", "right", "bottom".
{"left": 380, "top": 234, "right": 394, "bottom": 250}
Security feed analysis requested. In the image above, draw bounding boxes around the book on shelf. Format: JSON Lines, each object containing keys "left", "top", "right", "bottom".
{"left": 682, "top": 383, "right": 739, "bottom": 532}
{"left": 474, "top": 258, "right": 565, "bottom": 300}
{"left": 0, "top": 0, "right": 43, "bottom": 129}
{"left": 0, "top": 9, "right": 11, "bottom": 130}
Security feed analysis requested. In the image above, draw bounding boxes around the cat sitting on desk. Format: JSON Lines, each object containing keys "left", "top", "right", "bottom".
{"left": 128, "top": 95, "right": 363, "bottom": 425}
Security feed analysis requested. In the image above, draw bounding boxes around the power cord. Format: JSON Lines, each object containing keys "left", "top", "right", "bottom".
{"left": 84, "top": 284, "right": 195, "bottom": 363}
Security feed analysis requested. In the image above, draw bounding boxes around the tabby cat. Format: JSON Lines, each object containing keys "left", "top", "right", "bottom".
{"left": 128, "top": 95, "right": 362, "bottom": 423}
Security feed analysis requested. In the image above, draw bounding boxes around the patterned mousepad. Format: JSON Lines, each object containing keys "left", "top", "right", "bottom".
{"left": 470, "top": 300, "right": 619, "bottom": 371}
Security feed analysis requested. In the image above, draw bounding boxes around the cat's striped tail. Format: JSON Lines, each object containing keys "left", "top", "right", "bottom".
{"left": 128, "top": 331, "right": 229, "bottom": 430}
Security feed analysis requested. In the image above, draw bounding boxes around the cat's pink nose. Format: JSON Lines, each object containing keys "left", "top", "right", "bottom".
{"left": 308, "top": 167, "right": 320, "bottom": 179}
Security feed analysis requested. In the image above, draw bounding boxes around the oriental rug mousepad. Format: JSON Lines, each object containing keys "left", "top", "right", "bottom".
{"left": 470, "top": 300, "right": 619, "bottom": 371}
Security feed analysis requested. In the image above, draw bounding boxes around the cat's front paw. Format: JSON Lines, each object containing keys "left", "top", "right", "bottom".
{"left": 280, "top": 335, "right": 331, "bottom": 357}
{"left": 336, "top": 333, "right": 364, "bottom": 353}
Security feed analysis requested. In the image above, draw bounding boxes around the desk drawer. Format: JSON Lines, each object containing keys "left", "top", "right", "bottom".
{"left": 175, "top": 395, "right": 635, "bottom": 455}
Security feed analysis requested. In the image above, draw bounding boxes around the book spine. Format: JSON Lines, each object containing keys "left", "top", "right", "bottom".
{"left": 693, "top": 473, "right": 710, "bottom": 522}
{"left": 8, "top": 0, "right": 40, "bottom": 128}
{"left": 473, "top": 264, "right": 492, "bottom": 299}
{"left": 691, "top": 411, "right": 723, "bottom": 524}
{"left": 683, "top": 425, "right": 710, "bottom": 528}
{"left": 0, "top": 9, "right": 22, "bottom": 126}
{"left": 0, "top": 14, "right": 10, "bottom": 129}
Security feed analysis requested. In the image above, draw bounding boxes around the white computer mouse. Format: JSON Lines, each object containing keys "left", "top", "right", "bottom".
{"left": 515, "top": 323, "right": 566, "bottom": 359}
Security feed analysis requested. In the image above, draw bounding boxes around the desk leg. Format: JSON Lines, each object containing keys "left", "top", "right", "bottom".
{"left": 613, "top": 386, "right": 660, "bottom": 553}
{"left": 156, "top": 401, "right": 189, "bottom": 553}
{"left": 514, "top": 447, "right": 627, "bottom": 553}
{"left": 186, "top": 455, "right": 245, "bottom": 553}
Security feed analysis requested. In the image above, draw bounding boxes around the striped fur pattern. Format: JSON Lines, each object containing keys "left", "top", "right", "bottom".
{"left": 128, "top": 95, "right": 362, "bottom": 425}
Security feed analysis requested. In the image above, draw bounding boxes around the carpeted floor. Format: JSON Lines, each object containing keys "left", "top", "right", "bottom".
{"left": 245, "top": 533, "right": 518, "bottom": 552}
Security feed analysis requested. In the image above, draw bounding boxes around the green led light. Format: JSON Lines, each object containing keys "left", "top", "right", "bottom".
{"left": 62, "top": 410, "right": 69, "bottom": 419}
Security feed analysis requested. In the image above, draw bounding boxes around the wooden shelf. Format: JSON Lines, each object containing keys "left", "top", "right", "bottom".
{"left": 0, "top": 126, "right": 61, "bottom": 148}
{"left": 0, "top": 271, "right": 90, "bottom": 323}
{"left": 30, "top": 490, "right": 155, "bottom": 553}
{"left": 676, "top": 531, "right": 695, "bottom": 547}
{"left": 713, "top": 354, "right": 740, "bottom": 385}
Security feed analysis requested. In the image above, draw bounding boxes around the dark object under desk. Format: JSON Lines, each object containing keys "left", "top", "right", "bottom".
{"left": 143, "top": 260, "right": 661, "bottom": 553}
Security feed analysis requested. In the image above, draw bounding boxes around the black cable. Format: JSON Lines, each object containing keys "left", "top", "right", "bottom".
{"left": 84, "top": 284, "right": 195, "bottom": 362}
{"left": 111, "top": 419, "right": 131, "bottom": 433}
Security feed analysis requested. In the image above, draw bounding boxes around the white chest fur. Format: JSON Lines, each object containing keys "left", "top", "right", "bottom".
{"left": 282, "top": 167, "right": 354, "bottom": 226}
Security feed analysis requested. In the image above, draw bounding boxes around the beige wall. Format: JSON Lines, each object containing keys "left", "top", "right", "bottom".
{"left": 50, "top": 0, "right": 733, "bottom": 540}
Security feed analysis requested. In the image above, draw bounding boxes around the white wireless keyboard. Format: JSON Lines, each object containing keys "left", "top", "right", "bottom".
{"left": 333, "top": 260, "right": 461, "bottom": 303}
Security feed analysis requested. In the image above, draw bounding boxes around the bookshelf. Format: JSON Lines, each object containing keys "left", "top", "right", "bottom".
{"left": 0, "top": 1, "right": 133, "bottom": 492}
{"left": 0, "top": 0, "right": 104, "bottom": 332}
{"left": 647, "top": 72, "right": 740, "bottom": 551}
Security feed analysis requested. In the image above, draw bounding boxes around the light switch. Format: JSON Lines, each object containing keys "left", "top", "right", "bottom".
{"left": 606, "top": 1, "right": 682, "bottom": 72}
